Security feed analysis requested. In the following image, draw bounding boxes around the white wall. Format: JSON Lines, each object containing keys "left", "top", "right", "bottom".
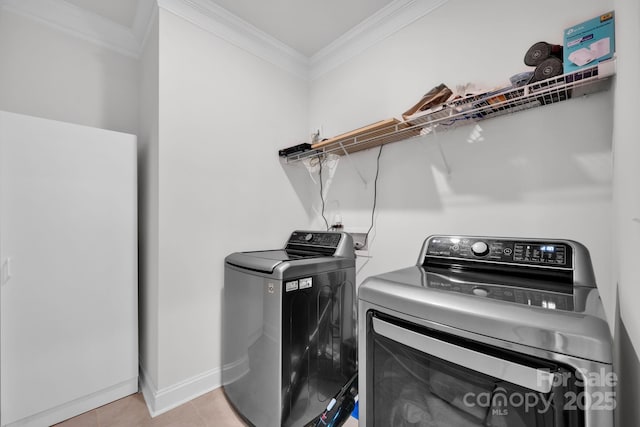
{"left": 0, "top": 8, "right": 139, "bottom": 134}
{"left": 612, "top": 0, "right": 640, "bottom": 422}
{"left": 138, "top": 13, "right": 160, "bottom": 398}
{"left": 139, "top": 7, "right": 310, "bottom": 412}
{"left": 613, "top": 0, "right": 640, "bottom": 355}
{"left": 306, "top": 0, "right": 616, "bottom": 321}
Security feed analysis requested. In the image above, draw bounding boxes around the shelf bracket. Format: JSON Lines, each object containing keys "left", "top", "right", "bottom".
{"left": 339, "top": 142, "right": 368, "bottom": 185}
{"left": 436, "top": 141, "right": 451, "bottom": 176}
{"left": 430, "top": 127, "right": 451, "bottom": 176}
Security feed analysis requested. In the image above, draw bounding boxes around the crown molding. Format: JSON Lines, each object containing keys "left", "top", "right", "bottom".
{"left": 157, "top": 0, "right": 310, "bottom": 80}
{"left": 134, "top": 0, "right": 159, "bottom": 50}
{"left": 0, "top": 0, "right": 148, "bottom": 58}
{"left": 138, "top": 0, "right": 159, "bottom": 51}
{"left": 309, "top": 0, "right": 450, "bottom": 80}
{"left": 154, "top": 0, "right": 448, "bottom": 80}
{"left": 0, "top": 0, "right": 447, "bottom": 80}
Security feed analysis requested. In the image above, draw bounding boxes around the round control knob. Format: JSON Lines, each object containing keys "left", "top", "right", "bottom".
{"left": 471, "top": 241, "right": 489, "bottom": 256}
{"left": 472, "top": 287, "right": 489, "bottom": 297}
{"left": 304, "top": 233, "right": 313, "bottom": 242}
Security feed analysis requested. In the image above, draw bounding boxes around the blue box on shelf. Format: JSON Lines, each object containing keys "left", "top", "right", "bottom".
{"left": 563, "top": 11, "right": 615, "bottom": 74}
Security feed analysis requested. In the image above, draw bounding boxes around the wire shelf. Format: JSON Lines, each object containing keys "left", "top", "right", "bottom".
{"left": 284, "top": 60, "right": 615, "bottom": 164}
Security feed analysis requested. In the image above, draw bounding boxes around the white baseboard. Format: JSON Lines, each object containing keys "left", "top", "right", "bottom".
{"left": 139, "top": 366, "right": 222, "bottom": 417}
{"left": 221, "top": 355, "right": 250, "bottom": 386}
{"left": 4, "top": 378, "right": 138, "bottom": 427}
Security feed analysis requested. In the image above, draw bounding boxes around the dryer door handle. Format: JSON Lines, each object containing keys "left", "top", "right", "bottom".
{"left": 373, "top": 317, "right": 557, "bottom": 393}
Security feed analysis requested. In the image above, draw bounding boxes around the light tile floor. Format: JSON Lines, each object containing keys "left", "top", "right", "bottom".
{"left": 53, "top": 390, "right": 360, "bottom": 427}
{"left": 54, "top": 389, "right": 247, "bottom": 427}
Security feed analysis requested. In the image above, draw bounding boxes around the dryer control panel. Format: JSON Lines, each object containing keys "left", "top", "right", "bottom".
{"left": 425, "top": 236, "right": 573, "bottom": 268}
{"left": 420, "top": 235, "right": 598, "bottom": 295}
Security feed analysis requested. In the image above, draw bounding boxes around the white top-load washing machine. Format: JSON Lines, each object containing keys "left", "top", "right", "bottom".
{"left": 223, "top": 231, "right": 357, "bottom": 427}
{"left": 358, "top": 235, "right": 613, "bottom": 427}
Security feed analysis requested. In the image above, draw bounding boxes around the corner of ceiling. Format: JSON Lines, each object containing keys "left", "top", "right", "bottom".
{"left": 0, "top": 0, "right": 448, "bottom": 81}
{"left": 135, "top": 0, "right": 160, "bottom": 52}
{"left": 309, "top": 0, "right": 449, "bottom": 80}
{"left": 156, "top": 0, "right": 448, "bottom": 81}
{"left": 157, "top": 0, "right": 310, "bottom": 80}
{"left": 0, "top": 0, "right": 147, "bottom": 58}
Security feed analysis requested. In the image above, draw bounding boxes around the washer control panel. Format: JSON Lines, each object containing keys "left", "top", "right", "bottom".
{"left": 288, "top": 231, "right": 342, "bottom": 248}
{"left": 426, "top": 236, "right": 572, "bottom": 267}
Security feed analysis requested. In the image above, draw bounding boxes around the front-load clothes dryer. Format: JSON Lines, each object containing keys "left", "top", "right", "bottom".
{"left": 223, "top": 231, "right": 357, "bottom": 427}
{"left": 359, "top": 235, "right": 614, "bottom": 427}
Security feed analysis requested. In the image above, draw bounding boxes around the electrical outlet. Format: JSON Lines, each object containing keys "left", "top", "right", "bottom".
{"left": 311, "top": 125, "right": 323, "bottom": 143}
{"left": 350, "top": 232, "right": 367, "bottom": 251}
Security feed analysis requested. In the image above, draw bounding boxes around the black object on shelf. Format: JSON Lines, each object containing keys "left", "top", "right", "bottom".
{"left": 524, "top": 41, "right": 563, "bottom": 66}
{"left": 530, "top": 57, "right": 564, "bottom": 83}
{"left": 279, "top": 142, "right": 312, "bottom": 157}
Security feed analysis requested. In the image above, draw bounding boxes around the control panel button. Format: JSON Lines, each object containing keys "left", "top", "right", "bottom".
{"left": 472, "top": 287, "right": 489, "bottom": 297}
{"left": 471, "top": 241, "right": 489, "bottom": 256}
{"left": 304, "top": 233, "right": 313, "bottom": 242}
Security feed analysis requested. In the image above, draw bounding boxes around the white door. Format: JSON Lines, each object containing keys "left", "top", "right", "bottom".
{"left": 0, "top": 111, "right": 137, "bottom": 426}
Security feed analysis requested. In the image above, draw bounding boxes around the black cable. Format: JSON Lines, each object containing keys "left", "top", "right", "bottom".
{"left": 364, "top": 145, "right": 383, "bottom": 248}
{"left": 310, "top": 371, "right": 358, "bottom": 427}
{"left": 317, "top": 155, "right": 330, "bottom": 231}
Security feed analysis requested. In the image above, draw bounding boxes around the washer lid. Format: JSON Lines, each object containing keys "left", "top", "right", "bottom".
{"left": 225, "top": 249, "right": 323, "bottom": 273}
{"left": 224, "top": 230, "right": 356, "bottom": 274}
